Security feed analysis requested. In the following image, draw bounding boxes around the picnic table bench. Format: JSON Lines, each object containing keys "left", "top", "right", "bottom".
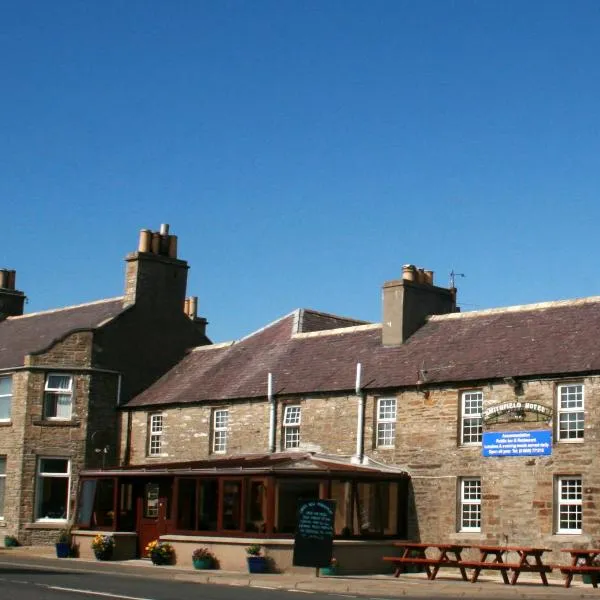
{"left": 383, "top": 542, "right": 469, "bottom": 581}
{"left": 554, "top": 549, "right": 600, "bottom": 588}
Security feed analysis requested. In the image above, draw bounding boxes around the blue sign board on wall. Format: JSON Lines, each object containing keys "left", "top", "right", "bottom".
{"left": 482, "top": 430, "right": 552, "bottom": 457}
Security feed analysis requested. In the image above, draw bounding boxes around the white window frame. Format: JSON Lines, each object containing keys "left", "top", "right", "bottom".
{"left": 148, "top": 413, "right": 164, "bottom": 456}
{"left": 43, "top": 374, "right": 73, "bottom": 420}
{"left": 557, "top": 384, "right": 584, "bottom": 441}
{"left": 376, "top": 397, "right": 397, "bottom": 448}
{"left": 460, "top": 390, "right": 483, "bottom": 445}
{"left": 212, "top": 409, "right": 229, "bottom": 454}
{"left": 459, "top": 477, "right": 481, "bottom": 532}
{"left": 556, "top": 476, "right": 582, "bottom": 534}
{"left": 283, "top": 405, "right": 301, "bottom": 449}
{"left": 0, "top": 375, "right": 12, "bottom": 422}
{"left": 35, "top": 457, "right": 70, "bottom": 522}
{"left": 0, "top": 456, "right": 5, "bottom": 520}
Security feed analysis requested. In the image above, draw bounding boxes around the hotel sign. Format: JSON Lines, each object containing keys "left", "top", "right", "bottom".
{"left": 482, "top": 430, "right": 552, "bottom": 457}
{"left": 483, "top": 401, "right": 552, "bottom": 424}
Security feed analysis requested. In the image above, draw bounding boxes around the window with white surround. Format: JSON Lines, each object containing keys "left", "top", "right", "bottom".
{"left": 212, "top": 409, "right": 229, "bottom": 453}
{"left": 556, "top": 476, "right": 582, "bottom": 533}
{"left": 35, "top": 457, "right": 70, "bottom": 521}
{"left": 461, "top": 391, "right": 483, "bottom": 445}
{"left": 558, "top": 384, "right": 584, "bottom": 441}
{"left": 0, "top": 456, "right": 5, "bottom": 519}
{"left": 376, "top": 398, "right": 397, "bottom": 447}
{"left": 283, "top": 405, "right": 301, "bottom": 449}
{"left": 459, "top": 477, "right": 481, "bottom": 531}
{"left": 148, "top": 413, "right": 164, "bottom": 456}
{"left": 0, "top": 376, "right": 12, "bottom": 421}
{"left": 43, "top": 374, "right": 73, "bottom": 420}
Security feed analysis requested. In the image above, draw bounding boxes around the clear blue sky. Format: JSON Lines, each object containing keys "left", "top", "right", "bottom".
{"left": 2, "top": 1, "right": 600, "bottom": 342}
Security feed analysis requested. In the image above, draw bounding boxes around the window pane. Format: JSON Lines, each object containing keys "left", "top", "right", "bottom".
{"left": 0, "top": 376, "right": 12, "bottom": 396}
{"left": 246, "top": 480, "right": 267, "bottom": 533}
{"left": 284, "top": 406, "right": 301, "bottom": 425}
{"left": 38, "top": 477, "right": 69, "bottom": 519}
{"left": 177, "top": 479, "right": 197, "bottom": 530}
{"left": 378, "top": 399, "right": 396, "bottom": 420}
{"left": 0, "top": 397, "right": 10, "bottom": 420}
{"left": 144, "top": 483, "right": 159, "bottom": 518}
{"left": 377, "top": 422, "right": 395, "bottom": 447}
{"left": 46, "top": 375, "right": 72, "bottom": 391}
{"left": 214, "top": 410, "right": 228, "bottom": 428}
{"left": 198, "top": 479, "right": 219, "bottom": 531}
{"left": 0, "top": 457, "right": 6, "bottom": 475}
{"left": 460, "top": 478, "right": 481, "bottom": 531}
{"left": 222, "top": 481, "right": 242, "bottom": 530}
{"left": 284, "top": 425, "right": 300, "bottom": 448}
{"left": 0, "top": 477, "right": 4, "bottom": 518}
{"left": 461, "top": 391, "right": 483, "bottom": 444}
{"left": 40, "top": 459, "right": 69, "bottom": 474}
{"left": 276, "top": 480, "right": 320, "bottom": 534}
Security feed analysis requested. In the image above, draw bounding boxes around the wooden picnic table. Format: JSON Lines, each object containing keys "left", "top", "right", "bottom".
{"left": 557, "top": 548, "right": 600, "bottom": 588}
{"left": 461, "top": 544, "right": 553, "bottom": 585}
{"left": 383, "top": 542, "right": 469, "bottom": 581}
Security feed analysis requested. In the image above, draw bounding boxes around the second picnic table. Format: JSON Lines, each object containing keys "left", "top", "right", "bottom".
{"left": 387, "top": 542, "right": 469, "bottom": 581}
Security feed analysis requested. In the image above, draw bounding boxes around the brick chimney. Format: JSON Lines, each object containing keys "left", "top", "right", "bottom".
{"left": 0, "top": 269, "right": 26, "bottom": 319}
{"left": 124, "top": 224, "right": 189, "bottom": 311}
{"left": 183, "top": 295, "right": 208, "bottom": 336}
{"left": 382, "top": 265, "right": 457, "bottom": 346}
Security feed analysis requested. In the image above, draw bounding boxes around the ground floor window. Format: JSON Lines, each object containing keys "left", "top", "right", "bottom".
{"left": 556, "top": 476, "right": 582, "bottom": 533}
{"left": 459, "top": 477, "right": 481, "bottom": 532}
{"left": 0, "top": 456, "right": 6, "bottom": 519}
{"left": 36, "top": 457, "right": 70, "bottom": 521}
{"left": 276, "top": 480, "right": 320, "bottom": 534}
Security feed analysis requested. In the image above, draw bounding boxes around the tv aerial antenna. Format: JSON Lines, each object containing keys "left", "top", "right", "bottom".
{"left": 449, "top": 270, "right": 465, "bottom": 288}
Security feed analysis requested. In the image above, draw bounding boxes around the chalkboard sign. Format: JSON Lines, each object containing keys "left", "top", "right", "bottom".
{"left": 77, "top": 479, "right": 96, "bottom": 527}
{"left": 292, "top": 499, "right": 336, "bottom": 568}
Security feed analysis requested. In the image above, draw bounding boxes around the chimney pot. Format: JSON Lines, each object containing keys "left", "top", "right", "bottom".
{"left": 0, "top": 270, "right": 7, "bottom": 289}
{"left": 160, "top": 223, "right": 170, "bottom": 235}
{"left": 402, "top": 264, "right": 416, "bottom": 282}
{"left": 424, "top": 270, "right": 434, "bottom": 285}
{"left": 138, "top": 229, "right": 152, "bottom": 253}
{"left": 151, "top": 232, "right": 161, "bottom": 254}
{"left": 168, "top": 235, "right": 178, "bottom": 259}
{"left": 7, "top": 270, "right": 16, "bottom": 290}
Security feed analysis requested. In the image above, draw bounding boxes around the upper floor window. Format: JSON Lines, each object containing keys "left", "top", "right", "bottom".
{"left": 212, "top": 409, "right": 229, "bottom": 453}
{"left": 283, "top": 405, "right": 301, "bottom": 449}
{"left": 376, "top": 398, "right": 397, "bottom": 448}
{"left": 460, "top": 391, "right": 482, "bottom": 445}
{"left": 44, "top": 374, "right": 73, "bottom": 420}
{"left": 556, "top": 476, "right": 582, "bottom": 533}
{"left": 35, "top": 457, "right": 70, "bottom": 521}
{"left": 558, "top": 384, "right": 584, "bottom": 441}
{"left": 0, "top": 456, "right": 5, "bottom": 519}
{"left": 459, "top": 477, "right": 481, "bottom": 532}
{"left": 148, "top": 414, "right": 164, "bottom": 456}
{"left": 0, "top": 376, "right": 12, "bottom": 421}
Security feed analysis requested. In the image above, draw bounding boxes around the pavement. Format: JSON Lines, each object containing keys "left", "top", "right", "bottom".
{"left": 1, "top": 545, "right": 599, "bottom": 599}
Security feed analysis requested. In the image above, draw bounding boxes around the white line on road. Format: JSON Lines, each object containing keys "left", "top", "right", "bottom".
{"left": 253, "top": 585, "right": 277, "bottom": 589}
{"left": 48, "top": 586, "right": 154, "bottom": 600}
{"left": 286, "top": 590, "right": 315, "bottom": 594}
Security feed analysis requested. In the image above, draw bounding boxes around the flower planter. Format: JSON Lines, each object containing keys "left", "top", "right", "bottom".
{"left": 55, "top": 542, "right": 70, "bottom": 558}
{"left": 320, "top": 566, "right": 338, "bottom": 576}
{"left": 94, "top": 548, "right": 113, "bottom": 561}
{"left": 247, "top": 556, "right": 267, "bottom": 573}
{"left": 193, "top": 557, "right": 213, "bottom": 570}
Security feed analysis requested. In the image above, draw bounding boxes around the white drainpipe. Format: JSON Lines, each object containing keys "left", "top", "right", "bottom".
{"left": 268, "top": 372, "right": 276, "bottom": 453}
{"left": 353, "top": 363, "right": 365, "bottom": 464}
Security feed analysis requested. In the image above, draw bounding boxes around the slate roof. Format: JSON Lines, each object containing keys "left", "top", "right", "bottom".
{"left": 81, "top": 451, "right": 409, "bottom": 478}
{"left": 126, "top": 297, "right": 600, "bottom": 408}
{"left": 0, "top": 298, "right": 126, "bottom": 369}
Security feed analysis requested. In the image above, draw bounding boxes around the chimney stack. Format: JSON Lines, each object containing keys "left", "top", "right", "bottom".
{"left": 124, "top": 224, "right": 187, "bottom": 310}
{"left": 382, "top": 264, "right": 457, "bottom": 346}
{"left": 0, "top": 269, "right": 26, "bottom": 318}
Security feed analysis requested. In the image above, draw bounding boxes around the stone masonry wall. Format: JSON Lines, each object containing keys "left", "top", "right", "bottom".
{"left": 125, "top": 375, "right": 600, "bottom": 558}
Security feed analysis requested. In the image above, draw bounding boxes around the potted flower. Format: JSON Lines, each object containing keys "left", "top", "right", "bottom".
{"left": 145, "top": 539, "right": 175, "bottom": 566}
{"left": 4, "top": 535, "right": 19, "bottom": 548}
{"left": 192, "top": 547, "right": 216, "bottom": 570}
{"left": 91, "top": 534, "right": 115, "bottom": 561}
{"left": 246, "top": 544, "right": 267, "bottom": 573}
{"left": 55, "top": 529, "right": 71, "bottom": 558}
{"left": 320, "top": 557, "right": 338, "bottom": 576}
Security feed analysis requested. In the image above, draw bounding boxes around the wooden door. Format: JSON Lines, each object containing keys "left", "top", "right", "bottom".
{"left": 137, "top": 481, "right": 169, "bottom": 557}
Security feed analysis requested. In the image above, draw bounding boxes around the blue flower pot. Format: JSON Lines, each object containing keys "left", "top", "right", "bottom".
{"left": 247, "top": 556, "right": 267, "bottom": 573}
{"left": 320, "top": 566, "right": 338, "bottom": 576}
{"left": 55, "top": 542, "right": 70, "bottom": 558}
{"left": 193, "top": 557, "right": 213, "bottom": 569}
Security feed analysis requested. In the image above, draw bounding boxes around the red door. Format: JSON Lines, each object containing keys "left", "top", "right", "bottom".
{"left": 137, "top": 482, "right": 170, "bottom": 557}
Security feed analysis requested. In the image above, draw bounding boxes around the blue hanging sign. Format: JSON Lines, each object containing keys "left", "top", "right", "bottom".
{"left": 482, "top": 430, "right": 552, "bottom": 457}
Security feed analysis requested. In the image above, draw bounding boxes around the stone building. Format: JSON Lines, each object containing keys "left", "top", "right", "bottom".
{"left": 0, "top": 224, "right": 209, "bottom": 544}
{"left": 73, "top": 263, "right": 600, "bottom": 571}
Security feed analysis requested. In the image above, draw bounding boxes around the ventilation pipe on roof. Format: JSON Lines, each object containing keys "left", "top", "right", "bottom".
{"left": 352, "top": 363, "right": 366, "bottom": 465}
{"left": 268, "top": 372, "right": 276, "bottom": 453}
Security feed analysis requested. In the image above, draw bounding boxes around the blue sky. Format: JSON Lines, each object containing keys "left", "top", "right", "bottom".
{"left": 2, "top": 1, "right": 600, "bottom": 342}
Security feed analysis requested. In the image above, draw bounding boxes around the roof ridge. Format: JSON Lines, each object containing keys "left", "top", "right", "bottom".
{"left": 236, "top": 310, "right": 298, "bottom": 343}
{"left": 300, "top": 308, "right": 370, "bottom": 324}
{"left": 431, "top": 295, "right": 600, "bottom": 321}
{"left": 6, "top": 296, "right": 124, "bottom": 320}
{"left": 293, "top": 322, "right": 381, "bottom": 339}
{"left": 192, "top": 341, "right": 236, "bottom": 352}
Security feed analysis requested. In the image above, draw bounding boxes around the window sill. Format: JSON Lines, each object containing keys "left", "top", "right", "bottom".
{"left": 32, "top": 420, "right": 80, "bottom": 427}
{"left": 25, "top": 521, "right": 68, "bottom": 529}
{"left": 0, "top": 421, "right": 12, "bottom": 427}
